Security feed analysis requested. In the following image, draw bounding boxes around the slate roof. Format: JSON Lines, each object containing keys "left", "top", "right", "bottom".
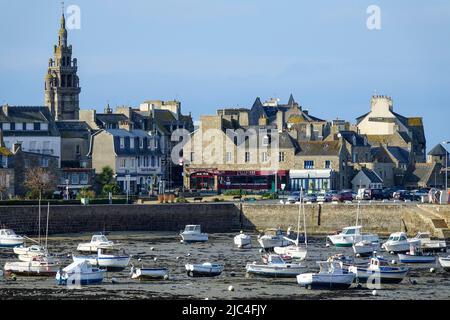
{"left": 96, "top": 113, "right": 129, "bottom": 125}
{"left": 339, "top": 131, "right": 369, "bottom": 147}
{"left": 386, "top": 146, "right": 410, "bottom": 164}
{"left": 56, "top": 121, "right": 90, "bottom": 131}
{"left": 105, "top": 129, "right": 162, "bottom": 157}
{"left": 0, "top": 106, "right": 60, "bottom": 137}
{"left": 297, "top": 141, "right": 341, "bottom": 156}
{"left": 404, "top": 163, "right": 439, "bottom": 186}
{"left": 360, "top": 167, "right": 383, "bottom": 183}
{"left": 428, "top": 144, "right": 449, "bottom": 156}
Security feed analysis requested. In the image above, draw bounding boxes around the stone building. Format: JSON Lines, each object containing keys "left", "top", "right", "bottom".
{"left": 44, "top": 12, "right": 81, "bottom": 121}
{"left": 351, "top": 168, "right": 384, "bottom": 192}
{"left": 0, "top": 105, "right": 61, "bottom": 167}
{"left": 10, "top": 143, "right": 60, "bottom": 197}
{"left": 184, "top": 113, "right": 296, "bottom": 192}
{"left": 356, "top": 95, "right": 426, "bottom": 163}
{"left": 0, "top": 131, "right": 14, "bottom": 199}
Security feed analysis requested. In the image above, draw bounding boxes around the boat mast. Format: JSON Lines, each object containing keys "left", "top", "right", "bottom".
{"left": 296, "top": 187, "right": 302, "bottom": 246}
{"left": 302, "top": 187, "right": 307, "bottom": 247}
{"left": 45, "top": 202, "right": 50, "bottom": 251}
{"left": 38, "top": 194, "right": 41, "bottom": 245}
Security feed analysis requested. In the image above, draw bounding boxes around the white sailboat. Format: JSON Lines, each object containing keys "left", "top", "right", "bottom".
{"left": 352, "top": 201, "right": 380, "bottom": 256}
{"left": 274, "top": 187, "right": 307, "bottom": 260}
{"left": 234, "top": 231, "right": 252, "bottom": 249}
{"left": 328, "top": 201, "right": 379, "bottom": 247}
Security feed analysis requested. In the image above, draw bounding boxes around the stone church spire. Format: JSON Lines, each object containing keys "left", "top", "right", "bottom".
{"left": 45, "top": 6, "right": 81, "bottom": 121}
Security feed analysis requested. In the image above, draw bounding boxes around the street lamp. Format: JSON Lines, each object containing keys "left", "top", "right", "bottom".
{"left": 443, "top": 141, "right": 450, "bottom": 192}
{"left": 65, "top": 179, "right": 69, "bottom": 200}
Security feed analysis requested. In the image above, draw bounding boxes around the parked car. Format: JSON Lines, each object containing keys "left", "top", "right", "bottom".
{"left": 317, "top": 192, "right": 332, "bottom": 203}
{"left": 287, "top": 192, "right": 301, "bottom": 204}
{"left": 393, "top": 190, "right": 421, "bottom": 202}
{"left": 303, "top": 193, "right": 317, "bottom": 203}
{"left": 332, "top": 191, "right": 353, "bottom": 202}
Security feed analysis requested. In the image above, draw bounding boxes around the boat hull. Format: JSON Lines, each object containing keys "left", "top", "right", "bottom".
{"left": 438, "top": 257, "right": 450, "bottom": 272}
{"left": 132, "top": 268, "right": 169, "bottom": 280}
{"left": 297, "top": 273, "right": 355, "bottom": 290}
{"left": 349, "top": 267, "right": 409, "bottom": 284}
{"left": 353, "top": 242, "right": 380, "bottom": 256}
{"left": 180, "top": 234, "right": 208, "bottom": 243}
{"left": 398, "top": 254, "right": 436, "bottom": 264}
{"left": 73, "top": 255, "right": 130, "bottom": 272}
{"left": 328, "top": 234, "right": 379, "bottom": 248}
{"left": 273, "top": 246, "right": 307, "bottom": 260}
{"left": 185, "top": 264, "right": 223, "bottom": 277}
{"left": 0, "top": 240, "right": 24, "bottom": 248}
{"left": 257, "top": 238, "right": 290, "bottom": 250}
{"left": 4, "top": 262, "right": 59, "bottom": 277}
{"left": 234, "top": 235, "right": 252, "bottom": 249}
{"left": 246, "top": 264, "right": 304, "bottom": 278}
{"left": 56, "top": 271, "right": 105, "bottom": 286}
{"left": 382, "top": 240, "right": 420, "bottom": 253}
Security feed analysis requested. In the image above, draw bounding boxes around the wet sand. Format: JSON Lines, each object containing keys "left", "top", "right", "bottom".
{"left": 0, "top": 232, "right": 449, "bottom": 300}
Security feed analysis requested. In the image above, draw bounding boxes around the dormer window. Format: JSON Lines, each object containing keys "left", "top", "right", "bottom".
{"left": 120, "top": 137, "right": 125, "bottom": 149}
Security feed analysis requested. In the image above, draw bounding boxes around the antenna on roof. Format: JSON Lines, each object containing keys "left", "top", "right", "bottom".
{"left": 61, "top": 1, "right": 65, "bottom": 15}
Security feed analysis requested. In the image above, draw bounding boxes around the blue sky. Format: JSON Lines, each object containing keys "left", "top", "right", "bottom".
{"left": 0, "top": 0, "right": 449, "bottom": 150}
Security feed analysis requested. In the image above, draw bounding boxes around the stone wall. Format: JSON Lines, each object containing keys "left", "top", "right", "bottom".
{"left": 0, "top": 202, "right": 446, "bottom": 237}
{"left": 0, "top": 203, "right": 241, "bottom": 236}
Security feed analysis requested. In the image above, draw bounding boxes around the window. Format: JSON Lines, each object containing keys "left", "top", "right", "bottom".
{"left": 0, "top": 155, "right": 7, "bottom": 168}
{"left": 151, "top": 156, "right": 155, "bottom": 167}
{"left": 10, "top": 123, "right": 15, "bottom": 130}
{"left": 245, "top": 152, "right": 251, "bottom": 163}
{"left": 119, "top": 159, "right": 126, "bottom": 168}
{"left": 325, "top": 160, "right": 331, "bottom": 169}
{"left": 80, "top": 173, "right": 88, "bottom": 185}
{"left": 34, "top": 123, "right": 41, "bottom": 131}
{"left": 130, "top": 138, "right": 135, "bottom": 149}
{"left": 41, "top": 123, "right": 48, "bottom": 131}
{"left": 279, "top": 152, "right": 285, "bottom": 162}
{"left": 304, "top": 160, "right": 314, "bottom": 169}
{"left": 139, "top": 138, "right": 144, "bottom": 149}
{"left": 2, "top": 123, "right": 10, "bottom": 131}
{"left": 262, "top": 135, "right": 270, "bottom": 147}
{"left": 41, "top": 158, "right": 49, "bottom": 167}
{"left": 226, "top": 152, "right": 232, "bottom": 163}
{"left": 261, "top": 152, "right": 269, "bottom": 163}
{"left": 191, "top": 152, "right": 195, "bottom": 162}
{"left": 71, "top": 174, "right": 79, "bottom": 185}
{"left": 76, "top": 145, "right": 80, "bottom": 155}
{"left": 26, "top": 123, "right": 33, "bottom": 131}
{"left": 130, "top": 158, "right": 135, "bottom": 168}
{"left": 120, "top": 138, "right": 125, "bottom": 149}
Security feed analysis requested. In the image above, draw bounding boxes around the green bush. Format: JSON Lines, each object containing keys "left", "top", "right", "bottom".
{"left": 176, "top": 197, "right": 189, "bottom": 203}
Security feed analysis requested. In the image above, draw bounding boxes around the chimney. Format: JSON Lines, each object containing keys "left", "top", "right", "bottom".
{"left": 239, "top": 111, "right": 249, "bottom": 127}
{"left": 0, "top": 129, "right": 4, "bottom": 147}
{"left": 2, "top": 104, "right": 9, "bottom": 117}
{"left": 276, "top": 111, "right": 285, "bottom": 131}
{"left": 13, "top": 142, "right": 22, "bottom": 154}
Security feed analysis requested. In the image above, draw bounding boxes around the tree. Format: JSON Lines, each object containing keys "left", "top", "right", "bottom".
{"left": 98, "top": 166, "right": 115, "bottom": 186}
{"left": 25, "top": 167, "right": 57, "bottom": 200}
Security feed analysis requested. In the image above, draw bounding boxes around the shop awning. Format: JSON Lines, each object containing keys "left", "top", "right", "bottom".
{"left": 289, "top": 169, "right": 333, "bottom": 179}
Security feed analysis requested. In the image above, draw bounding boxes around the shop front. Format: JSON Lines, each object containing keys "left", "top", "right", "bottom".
{"left": 289, "top": 169, "right": 335, "bottom": 192}
{"left": 189, "top": 171, "right": 217, "bottom": 191}
{"left": 218, "top": 170, "right": 288, "bottom": 192}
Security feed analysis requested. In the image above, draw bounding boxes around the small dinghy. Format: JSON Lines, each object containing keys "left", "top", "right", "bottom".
{"left": 257, "top": 228, "right": 292, "bottom": 250}
{"left": 185, "top": 263, "right": 224, "bottom": 277}
{"left": 327, "top": 226, "right": 379, "bottom": 248}
{"left": 131, "top": 266, "right": 169, "bottom": 280}
{"left": 4, "top": 255, "right": 60, "bottom": 277}
{"left": 56, "top": 260, "right": 105, "bottom": 286}
{"left": 439, "top": 256, "right": 450, "bottom": 272}
{"left": 73, "top": 247, "right": 131, "bottom": 272}
{"left": 234, "top": 231, "right": 252, "bottom": 249}
{"left": 348, "top": 257, "right": 409, "bottom": 284}
{"left": 76, "top": 234, "right": 115, "bottom": 253}
{"left": 398, "top": 244, "right": 436, "bottom": 264}
{"left": 246, "top": 254, "right": 305, "bottom": 278}
{"left": 353, "top": 240, "right": 380, "bottom": 257}
{"left": 0, "top": 229, "right": 25, "bottom": 248}
{"left": 180, "top": 225, "right": 208, "bottom": 243}
{"left": 297, "top": 261, "right": 356, "bottom": 290}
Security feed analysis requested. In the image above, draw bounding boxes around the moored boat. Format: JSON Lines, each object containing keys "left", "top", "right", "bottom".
{"left": 130, "top": 266, "right": 169, "bottom": 280}
{"left": 76, "top": 234, "right": 115, "bottom": 253}
{"left": 382, "top": 232, "right": 420, "bottom": 253}
{"left": 56, "top": 260, "right": 105, "bottom": 286}
{"left": 411, "top": 232, "right": 447, "bottom": 252}
{"left": 273, "top": 245, "right": 307, "bottom": 260}
{"left": 4, "top": 256, "right": 60, "bottom": 277}
{"left": 257, "top": 228, "right": 292, "bottom": 250}
{"left": 297, "top": 261, "right": 356, "bottom": 290}
{"left": 439, "top": 256, "right": 450, "bottom": 272}
{"left": 246, "top": 254, "right": 305, "bottom": 278}
{"left": 180, "top": 225, "right": 208, "bottom": 243}
{"left": 185, "top": 263, "right": 224, "bottom": 277}
{"left": 398, "top": 244, "right": 436, "bottom": 264}
{"left": 73, "top": 248, "right": 131, "bottom": 272}
{"left": 0, "top": 229, "right": 25, "bottom": 248}
{"left": 348, "top": 257, "right": 409, "bottom": 284}
{"left": 234, "top": 232, "right": 252, "bottom": 249}
{"left": 353, "top": 240, "right": 380, "bottom": 256}
{"left": 327, "top": 226, "right": 379, "bottom": 248}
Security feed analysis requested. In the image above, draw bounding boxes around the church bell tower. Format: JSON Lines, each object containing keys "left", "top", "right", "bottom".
{"left": 45, "top": 6, "right": 81, "bottom": 120}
